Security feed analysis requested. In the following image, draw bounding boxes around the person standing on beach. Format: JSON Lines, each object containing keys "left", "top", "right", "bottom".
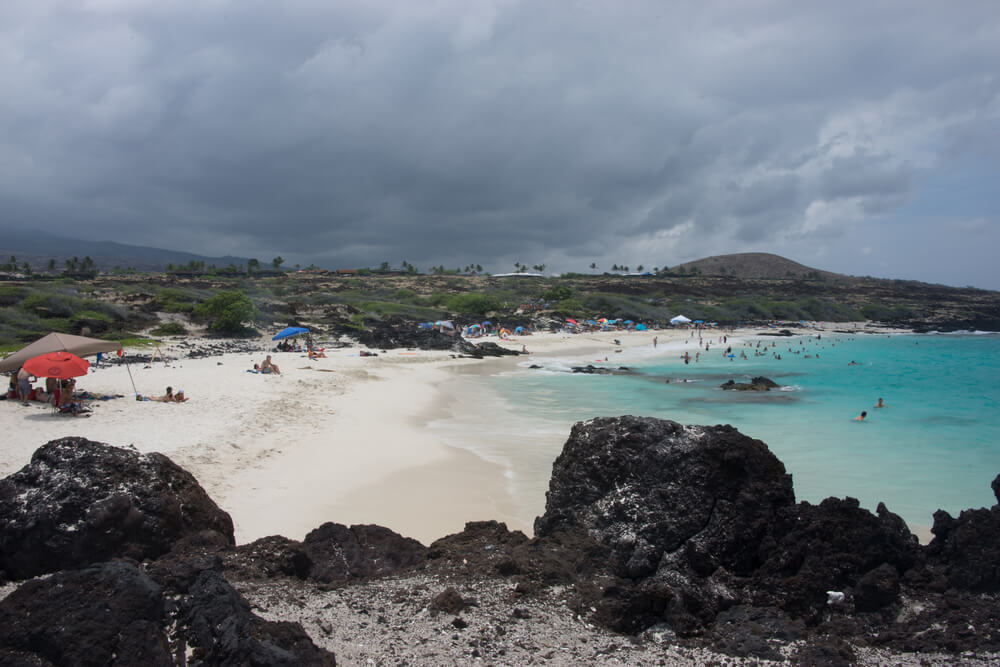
{"left": 16, "top": 366, "right": 32, "bottom": 405}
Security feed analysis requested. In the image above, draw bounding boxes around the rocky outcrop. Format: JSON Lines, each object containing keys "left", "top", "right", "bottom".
{"left": 534, "top": 416, "right": 921, "bottom": 634}
{"left": 571, "top": 365, "right": 634, "bottom": 374}
{"left": 0, "top": 556, "right": 336, "bottom": 666}
{"left": 720, "top": 376, "right": 780, "bottom": 391}
{"left": 2, "top": 429, "right": 999, "bottom": 663}
{"left": 224, "top": 522, "right": 426, "bottom": 586}
{"left": 0, "top": 437, "right": 235, "bottom": 580}
{"left": 302, "top": 522, "right": 427, "bottom": 585}
{"left": 924, "top": 473, "right": 1000, "bottom": 592}
{"left": 454, "top": 340, "right": 523, "bottom": 358}
{"left": 354, "top": 318, "right": 522, "bottom": 357}
{"left": 357, "top": 318, "right": 458, "bottom": 350}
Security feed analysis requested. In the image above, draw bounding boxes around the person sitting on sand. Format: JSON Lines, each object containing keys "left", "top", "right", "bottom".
{"left": 307, "top": 346, "right": 326, "bottom": 359}
{"left": 261, "top": 355, "right": 281, "bottom": 374}
{"left": 172, "top": 389, "right": 188, "bottom": 402}
{"left": 875, "top": 397, "right": 886, "bottom": 408}
{"left": 853, "top": 410, "right": 867, "bottom": 421}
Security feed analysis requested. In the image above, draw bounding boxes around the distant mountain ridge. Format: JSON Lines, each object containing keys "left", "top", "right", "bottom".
{"left": 672, "top": 252, "right": 844, "bottom": 281}
{"left": 0, "top": 229, "right": 252, "bottom": 272}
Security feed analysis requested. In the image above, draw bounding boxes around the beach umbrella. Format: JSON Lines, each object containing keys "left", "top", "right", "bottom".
{"left": 565, "top": 318, "right": 578, "bottom": 325}
{"left": 418, "top": 322, "right": 434, "bottom": 329}
{"left": 624, "top": 320, "right": 633, "bottom": 324}
{"left": 272, "top": 326, "right": 309, "bottom": 341}
{"left": 435, "top": 320, "right": 455, "bottom": 329}
{"left": 694, "top": 320, "right": 704, "bottom": 324}
{"left": 0, "top": 332, "right": 122, "bottom": 373}
{"left": 23, "top": 351, "right": 90, "bottom": 379}
{"left": 481, "top": 321, "right": 492, "bottom": 326}
{"left": 514, "top": 326, "right": 524, "bottom": 334}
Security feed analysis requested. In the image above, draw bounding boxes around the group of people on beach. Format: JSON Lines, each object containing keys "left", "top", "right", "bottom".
{"left": 7, "top": 369, "right": 81, "bottom": 410}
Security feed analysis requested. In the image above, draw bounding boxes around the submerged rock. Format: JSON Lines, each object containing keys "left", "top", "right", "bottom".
{"left": 570, "top": 365, "right": 633, "bottom": 374}
{"left": 0, "top": 437, "right": 235, "bottom": 580}
{"left": 720, "top": 376, "right": 780, "bottom": 391}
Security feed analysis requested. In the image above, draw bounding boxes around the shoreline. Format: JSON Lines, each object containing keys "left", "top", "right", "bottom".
{"left": 0, "top": 321, "right": 930, "bottom": 547}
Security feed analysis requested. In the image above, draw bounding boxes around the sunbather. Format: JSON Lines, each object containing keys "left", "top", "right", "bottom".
{"left": 261, "top": 355, "right": 281, "bottom": 374}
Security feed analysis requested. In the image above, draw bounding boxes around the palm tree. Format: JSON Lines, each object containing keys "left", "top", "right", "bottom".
{"left": 272, "top": 256, "right": 285, "bottom": 270}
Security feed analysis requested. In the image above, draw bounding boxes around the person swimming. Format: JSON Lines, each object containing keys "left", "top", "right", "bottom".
{"left": 875, "top": 397, "right": 886, "bottom": 408}
{"left": 853, "top": 410, "right": 867, "bottom": 421}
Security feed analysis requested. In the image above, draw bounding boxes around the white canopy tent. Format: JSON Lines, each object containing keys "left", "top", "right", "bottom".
{"left": 670, "top": 315, "right": 692, "bottom": 325}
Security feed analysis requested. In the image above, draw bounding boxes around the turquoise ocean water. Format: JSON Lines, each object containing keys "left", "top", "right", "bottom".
{"left": 432, "top": 332, "right": 1000, "bottom": 535}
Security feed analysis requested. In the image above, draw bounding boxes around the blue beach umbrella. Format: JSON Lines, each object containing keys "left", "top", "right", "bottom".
{"left": 418, "top": 322, "right": 434, "bottom": 329}
{"left": 482, "top": 321, "right": 492, "bottom": 326}
{"left": 272, "top": 326, "right": 309, "bottom": 341}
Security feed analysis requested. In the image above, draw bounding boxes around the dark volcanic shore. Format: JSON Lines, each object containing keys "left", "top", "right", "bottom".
{"left": 1, "top": 420, "right": 998, "bottom": 665}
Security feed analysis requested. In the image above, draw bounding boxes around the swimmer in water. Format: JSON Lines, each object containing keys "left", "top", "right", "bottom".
{"left": 853, "top": 410, "right": 867, "bottom": 421}
{"left": 875, "top": 398, "right": 885, "bottom": 408}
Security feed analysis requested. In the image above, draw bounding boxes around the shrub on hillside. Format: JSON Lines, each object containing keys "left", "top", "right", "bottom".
{"left": 193, "top": 290, "right": 257, "bottom": 335}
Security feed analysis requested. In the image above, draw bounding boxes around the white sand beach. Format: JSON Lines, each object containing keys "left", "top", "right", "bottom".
{"left": 0, "top": 322, "right": 891, "bottom": 546}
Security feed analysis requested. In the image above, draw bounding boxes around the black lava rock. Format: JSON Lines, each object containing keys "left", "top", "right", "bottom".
{"left": 0, "top": 437, "right": 235, "bottom": 580}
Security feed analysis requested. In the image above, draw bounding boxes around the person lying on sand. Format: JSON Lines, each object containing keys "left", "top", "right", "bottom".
{"left": 137, "top": 386, "right": 187, "bottom": 402}
{"left": 308, "top": 346, "right": 326, "bottom": 359}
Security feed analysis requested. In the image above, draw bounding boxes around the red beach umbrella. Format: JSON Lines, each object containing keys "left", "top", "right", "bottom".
{"left": 23, "top": 351, "right": 90, "bottom": 379}
{"left": 565, "top": 318, "right": 579, "bottom": 325}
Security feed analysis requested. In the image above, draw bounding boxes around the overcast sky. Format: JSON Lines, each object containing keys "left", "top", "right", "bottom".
{"left": 2, "top": 1, "right": 998, "bottom": 288}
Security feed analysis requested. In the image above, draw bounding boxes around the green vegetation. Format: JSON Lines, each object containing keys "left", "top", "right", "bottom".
{"left": 193, "top": 290, "right": 258, "bottom": 335}
{"left": 0, "top": 268, "right": 987, "bottom": 348}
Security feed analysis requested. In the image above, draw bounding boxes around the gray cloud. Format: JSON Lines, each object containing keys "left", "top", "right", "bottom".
{"left": 0, "top": 1, "right": 998, "bottom": 287}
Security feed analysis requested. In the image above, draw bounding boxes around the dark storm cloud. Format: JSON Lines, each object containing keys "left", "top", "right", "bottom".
{"left": 0, "top": 1, "right": 998, "bottom": 286}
